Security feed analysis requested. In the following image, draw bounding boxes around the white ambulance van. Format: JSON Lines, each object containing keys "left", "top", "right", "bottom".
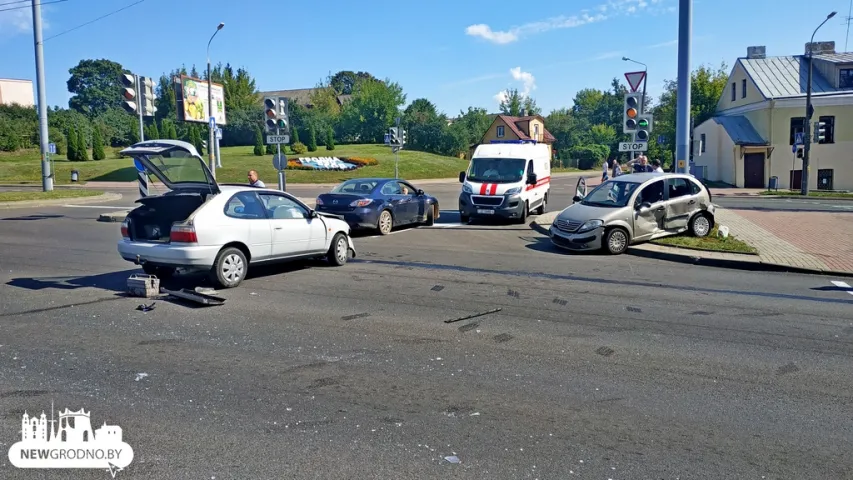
{"left": 458, "top": 140, "right": 551, "bottom": 223}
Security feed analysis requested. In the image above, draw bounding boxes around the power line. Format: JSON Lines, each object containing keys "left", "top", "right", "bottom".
{"left": 42, "top": 0, "right": 146, "bottom": 42}
{"left": 0, "top": 0, "right": 67, "bottom": 13}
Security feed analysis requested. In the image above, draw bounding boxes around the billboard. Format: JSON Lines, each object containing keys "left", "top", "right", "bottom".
{"left": 175, "top": 75, "right": 226, "bottom": 125}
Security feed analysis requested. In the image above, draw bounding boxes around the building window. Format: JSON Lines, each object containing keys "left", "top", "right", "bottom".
{"left": 497, "top": 125, "right": 505, "bottom": 138}
{"left": 789, "top": 117, "right": 806, "bottom": 145}
{"left": 700, "top": 133, "right": 706, "bottom": 152}
{"left": 840, "top": 69, "right": 853, "bottom": 88}
{"left": 731, "top": 82, "right": 736, "bottom": 101}
{"left": 741, "top": 79, "right": 747, "bottom": 98}
{"left": 818, "top": 115, "right": 835, "bottom": 144}
{"left": 534, "top": 124, "right": 539, "bottom": 140}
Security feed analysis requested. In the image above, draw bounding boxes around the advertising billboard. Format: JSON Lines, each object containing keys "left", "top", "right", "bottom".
{"left": 175, "top": 75, "right": 226, "bottom": 125}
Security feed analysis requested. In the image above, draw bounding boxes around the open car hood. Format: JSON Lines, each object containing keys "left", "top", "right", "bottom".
{"left": 120, "top": 140, "right": 219, "bottom": 194}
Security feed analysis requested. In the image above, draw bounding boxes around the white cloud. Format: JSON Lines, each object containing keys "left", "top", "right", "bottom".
{"left": 494, "top": 67, "right": 536, "bottom": 104}
{"left": 466, "top": 0, "right": 667, "bottom": 44}
{"left": 0, "top": 5, "right": 50, "bottom": 39}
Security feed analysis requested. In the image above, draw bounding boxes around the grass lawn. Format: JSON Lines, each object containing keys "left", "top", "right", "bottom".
{"left": 0, "top": 189, "right": 105, "bottom": 202}
{"left": 0, "top": 144, "right": 582, "bottom": 185}
{"left": 760, "top": 190, "right": 853, "bottom": 198}
{"left": 652, "top": 225, "right": 757, "bottom": 254}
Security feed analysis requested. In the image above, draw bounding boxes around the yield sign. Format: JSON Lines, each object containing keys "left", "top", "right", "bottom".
{"left": 625, "top": 71, "right": 646, "bottom": 92}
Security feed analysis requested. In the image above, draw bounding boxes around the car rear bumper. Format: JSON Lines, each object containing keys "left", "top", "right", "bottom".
{"left": 316, "top": 206, "right": 381, "bottom": 229}
{"left": 548, "top": 225, "right": 603, "bottom": 251}
{"left": 458, "top": 193, "right": 525, "bottom": 219}
{"left": 117, "top": 240, "right": 220, "bottom": 267}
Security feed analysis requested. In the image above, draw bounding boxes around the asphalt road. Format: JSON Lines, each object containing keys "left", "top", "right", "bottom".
{"left": 1, "top": 193, "right": 852, "bottom": 478}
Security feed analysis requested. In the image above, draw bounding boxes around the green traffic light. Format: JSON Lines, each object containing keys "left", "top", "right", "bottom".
{"left": 276, "top": 119, "right": 286, "bottom": 128}
{"left": 638, "top": 119, "right": 649, "bottom": 128}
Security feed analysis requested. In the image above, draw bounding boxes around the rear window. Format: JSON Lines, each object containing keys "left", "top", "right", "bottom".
{"left": 146, "top": 153, "right": 208, "bottom": 184}
{"left": 332, "top": 180, "right": 379, "bottom": 193}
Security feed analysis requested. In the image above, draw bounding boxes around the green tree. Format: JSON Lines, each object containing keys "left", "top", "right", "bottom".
{"left": 67, "top": 59, "right": 127, "bottom": 116}
{"left": 307, "top": 124, "right": 317, "bottom": 151}
{"left": 569, "top": 144, "right": 609, "bottom": 170}
{"left": 66, "top": 124, "right": 78, "bottom": 161}
{"left": 453, "top": 107, "right": 492, "bottom": 146}
{"left": 92, "top": 126, "right": 106, "bottom": 160}
{"left": 325, "top": 127, "right": 335, "bottom": 150}
{"left": 253, "top": 126, "right": 264, "bottom": 156}
{"left": 330, "top": 70, "right": 377, "bottom": 95}
{"left": 150, "top": 121, "right": 160, "bottom": 139}
{"left": 76, "top": 127, "right": 89, "bottom": 161}
{"left": 338, "top": 77, "right": 406, "bottom": 143}
{"left": 498, "top": 88, "right": 523, "bottom": 116}
{"left": 291, "top": 126, "right": 300, "bottom": 144}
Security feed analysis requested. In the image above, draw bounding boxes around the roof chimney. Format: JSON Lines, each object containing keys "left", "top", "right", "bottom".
{"left": 806, "top": 41, "right": 835, "bottom": 55}
{"left": 521, "top": 108, "right": 527, "bottom": 117}
{"left": 746, "top": 46, "right": 766, "bottom": 59}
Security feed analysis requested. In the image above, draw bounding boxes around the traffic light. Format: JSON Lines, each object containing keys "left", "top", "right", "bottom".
{"left": 263, "top": 96, "right": 277, "bottom": 132}
{"left": 389, "top": 127, "right": 399, "bottom": 144}
{"left": 121, "top": 73, "right": 138, "bottom": 114}
{"left": 401, "top": 129, "right": 407, "bottom": 146}
{"left": 814, "top": 121, "right": 827, "bottom": 143}
{"left": 635, "top": 114, "right": 653, "bottom": 142}
{"left": 796, "top": 147, "right": 804, "bottom": 159}
{"left": 139, "top": 76, "right": 157, "bottom": 117}
{"left": 623, "top": 92, "right": 641, "bottom": 133}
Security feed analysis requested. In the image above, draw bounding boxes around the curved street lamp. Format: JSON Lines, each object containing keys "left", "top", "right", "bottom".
{"left": 801, "top": 11, "right": 836, "bottom": 195}
{"left": 207, "top": 22, "right": 225, "bottom": 176}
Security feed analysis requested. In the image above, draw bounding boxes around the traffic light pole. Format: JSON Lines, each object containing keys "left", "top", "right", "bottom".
{"left": 394, "top": 117, "right": 401, "bottom": 179}
{"left": 31, "top": 0, "right": 52, "bottom": 192}
{"left": 277, "top": 127, "right": 286, "bottom": 192}
{"left": 135, "top": 75, "right": 144, "bottom": 142}
{"left": 674, "top": 0, "right": 693, "bottom": 174}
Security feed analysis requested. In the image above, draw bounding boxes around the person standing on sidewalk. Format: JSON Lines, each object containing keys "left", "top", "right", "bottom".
{"left": 601, "top": 158, "right": 611, "bottom": 183}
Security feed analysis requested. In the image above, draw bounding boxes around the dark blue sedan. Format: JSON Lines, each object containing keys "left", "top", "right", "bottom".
{"left": 315, "top": 178, "right": 440, "bottom": 235}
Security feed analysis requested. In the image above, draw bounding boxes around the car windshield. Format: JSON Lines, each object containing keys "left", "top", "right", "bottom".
{"left": 581, "top": 181, "right": 641, "bottom": 208}
{"left": 467, "top": 158, "right": 526, "bottom": 183}
{"left": 331, "top": 180, "right": 379, "bottom": 193}
{"left": 145, "top": 152, "right": 209, "bottom": 184}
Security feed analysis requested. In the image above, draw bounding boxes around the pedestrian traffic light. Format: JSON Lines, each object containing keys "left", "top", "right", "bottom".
{"left": 263, "top": 96, "right": 277, "bottom": 132}
{"left": 389, "top": 127, "right": 399, "bottom": 144}
{"left": 623, "top": 92, "right": 641, "bottom": 133}
{"left": 796, "top": 147, "right": 804, "bottom": 159}
{"left": 635, "top": 114, "right": 653, "bottom": 142}
{"left": 139, "top": 76, "right": 157, "bottom": 117}
{"left": 121, "top": 73, "right": 138, "bottom": 114}
{"left": 401, "top": 129, "right": 407, "bottom": 146}
{"left": 814, "top": 120, "right": 827, "bottom": 143}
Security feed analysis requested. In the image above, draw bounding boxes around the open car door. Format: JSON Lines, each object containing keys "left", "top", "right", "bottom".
{"left": 574, "top": 177, "right": 588, "bottom": 203}
{"left": 119, "top": 139, "right": 219, "bottom": 195}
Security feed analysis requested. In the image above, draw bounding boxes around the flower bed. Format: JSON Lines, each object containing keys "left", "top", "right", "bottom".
{"left": 286, "top": 156, "right": 378, "bottom": 170}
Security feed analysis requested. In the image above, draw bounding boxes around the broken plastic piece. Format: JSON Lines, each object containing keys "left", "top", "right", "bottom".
{"left": 444, "top": 456, "right": 460, "bottom": 464}
{"left": 136, "top": 302, "right": 155, "bottom": 312}
{"left": 161, "top": 288, "right": 225, "bottom": 306}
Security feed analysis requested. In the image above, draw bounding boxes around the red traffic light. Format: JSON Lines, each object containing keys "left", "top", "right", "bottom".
{"left": 122, "top": 88, "right": 136, "bottom": 100}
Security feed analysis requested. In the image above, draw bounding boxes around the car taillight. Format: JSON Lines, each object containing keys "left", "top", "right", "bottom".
{"left": 170, "top": 225, "right": 198, "bottom": 243}
{"left": 120, "top": 220, "right": 129, "bottom": 238}
{"left": 316, "top": 197, "right": 324, "bottom": 205}
{"left": 350, "top": 199, "right": 372, "bottom": 207}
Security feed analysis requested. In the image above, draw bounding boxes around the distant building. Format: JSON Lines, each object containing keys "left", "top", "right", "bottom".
{"left": 0, "top": 78, "right": 35, "bottom": 107}
{"left": 476, "top": 109, "right": 556, "bottom": 158}
{"left": 693, "top": 42, "right": 853, "bottom": 191}
{"left": 257, "top": 88, "right": 351, "bottom": 109}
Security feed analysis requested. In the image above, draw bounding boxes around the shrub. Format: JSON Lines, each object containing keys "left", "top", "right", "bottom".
{"left": 343, "top": 156, "right": 378, "bottom": 167}
{"left": 307, "top": 125, "right": 317, "bottom": 152}
{"left": 568, "top": 144, "right": 609, "bottom": 170}
{"left": 253, "top": 127, "right": 264, "bottom": 156}
{"left": 92, "top": 128, "right": 106, "bottom": 160}
{"left": 325, "top": 128, "right": 335, "bottom": 150}
{"left": 291, "top": 142, "right": 307, "bottom": 154}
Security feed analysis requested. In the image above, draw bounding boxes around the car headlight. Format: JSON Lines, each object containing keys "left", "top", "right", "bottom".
{"left": 577, "top": 219, "right": 603, "bottom": 232}
{"left": 350, "top": 199, "right": 373, "bottom": 207}
{"left": 462, "top": 184, "right": 472, "bottom": 194}
{"left": 504, "top": 187, "right": 521, "bottom": 195}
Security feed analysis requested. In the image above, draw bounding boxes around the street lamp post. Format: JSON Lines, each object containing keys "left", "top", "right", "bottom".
{"left": 623, "top": 57, "right": 648, "bottom": 162}
{"left": 206, "top": 22, "right": 224, "bottom": 179}
{"left": 802, "top": 11, "right": 836, "bottom": 195}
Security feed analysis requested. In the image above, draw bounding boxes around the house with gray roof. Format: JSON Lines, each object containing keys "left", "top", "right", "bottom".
{"left": 693, "top": 42, "right": 853, "bottom": 191}
{"left": 257, "top": 88, "right": 352, "bottom": 109}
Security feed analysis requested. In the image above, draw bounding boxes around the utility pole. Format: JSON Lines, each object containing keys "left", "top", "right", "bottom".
{"left": 394, "top": 117, "right": 401, "bottom": 178}
{"left": 674, "top": 0, "right": 692, "bottom": 174}
{"left": 206, "top": 22, "right": 224, "bottom": 179}
{"left": 32, "top": 0, "right": 52, "bottom": 192}
{"left": 135, "top": 75, "right": 144, "bottom": 142}
{"left": 802, "top": 11, "right": 837, "bottom": 195}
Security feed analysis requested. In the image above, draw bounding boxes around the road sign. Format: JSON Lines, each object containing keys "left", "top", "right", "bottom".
{"left": 272, "top": 153, "right": 287, "bottom": 170}
{"left": 266, "top": 135, "right": 290, "bottom": 144}
{"left": 209, "top": 116, "right": 216, "bottom": 130}
{"left": 794, "top": 132, "right": 804, "bottom": 145}
{"left": 618, "top": 141, "right": 648, "bottom": 152}
{"left": 657, "top": 135, "right": 665, "bottom": 144}
{"left": 48, "top": 142, "right": 56, "bottom": 154}
{"left": 624, "top": 71, "right": 646, "bottom": 93}
{"left": 215, "top": 127, "right": 222, "bottom": 140}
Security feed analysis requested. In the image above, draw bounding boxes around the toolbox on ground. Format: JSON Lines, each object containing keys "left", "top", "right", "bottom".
{"left": 126, "top": 274, "right": 160, "bottom": 298}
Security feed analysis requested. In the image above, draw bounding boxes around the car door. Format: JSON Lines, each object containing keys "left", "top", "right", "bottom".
{"left": 574, "top": 177, "right": 587, "bottom": 202}
{"left": 631, "top": 179, "right": 666, "bottom": 241}
{"left": 663, "top": 178, "right": 695, "bottom": 231}
{"left": 380, "top": 181, "right": 411, "bottom": 224}
{"left": 258, "top": 193, "right": 321, "bottom": 257}
{"left": 399, "top": 181, "right": 422, "bottom": 221}
{"left": 222, "top": 191, "right": 273, "bottom": 261}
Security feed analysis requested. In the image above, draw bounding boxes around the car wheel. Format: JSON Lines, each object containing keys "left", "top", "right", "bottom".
{"left": 328, "top": 232, "right": 349, "bottom": 266}
{"left": 142, "top": 264, "right": 175, "bottom": 279}
{"left": 423, "top": 205, "right": 435, "bottom": 226}
{"left": 210, "top": 246, "right": 247, "bottom": 288}
{"left": 689, "top": 212, "right": 713, "bottom": 237}
{"left": 377, "top": 210, "right": 393, "bottom": 235}
{"left": 516, "top": 202, "right": 528, "bottom": 224}
{"left": 603, "top": 227, "right": 629, "bottom": 255}
{"left": 535, "top": 194, "right": 547, "bottom": 215}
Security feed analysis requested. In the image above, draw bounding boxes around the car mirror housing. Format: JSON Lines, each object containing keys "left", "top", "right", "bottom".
{"left": 417, "top": 189, "right": 424, "bottom": 196}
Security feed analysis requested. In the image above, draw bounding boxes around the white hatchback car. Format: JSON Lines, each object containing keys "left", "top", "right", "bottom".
{"left": 117, "top": 140, "right": 356, "bottom": 288}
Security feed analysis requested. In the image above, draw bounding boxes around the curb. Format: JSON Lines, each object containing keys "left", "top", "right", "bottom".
{"left": 0, "top": 192, "right": 122, "bottom": 209}
{"left": 528, "top": 217, "right": 853, "bottom": 278}
{"left": 757, "top": 194, "right": 853, "bottom": 201}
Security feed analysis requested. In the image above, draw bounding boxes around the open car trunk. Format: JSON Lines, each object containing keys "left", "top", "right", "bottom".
{"left": 125, "top": 192, "right": 209, "bottom": 243}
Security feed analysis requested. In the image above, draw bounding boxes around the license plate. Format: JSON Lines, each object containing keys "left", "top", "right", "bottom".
{"left": 477, "top": 209, "right": 494, "bottom": 214}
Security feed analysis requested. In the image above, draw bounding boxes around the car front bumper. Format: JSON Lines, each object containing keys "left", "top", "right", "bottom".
{"left": 118, "top": 240, "right": 221, "bottom": 268}
{"left": 549, "top": 225, "right": 603, "bottom": 251}
{"left": 458, "top": 192, "right": 525, "bottom": 219}
{"left": 316, "top": 206, "right": 382, "bottom": 229}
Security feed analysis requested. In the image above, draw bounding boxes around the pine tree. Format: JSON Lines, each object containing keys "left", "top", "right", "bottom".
{"left": 76, "top": 127, "right": 88, "bottom": 161}
{"left": 92, "top": 127, "right": 106, "bottom": 160}
{"left": 307, "top": 124, "right": 317, "bottom": 152}
{"left": 66, "top": 125, "right": 78, "bottom": 161}
{"left": 253, "top": 127, "right": 264, "bottom": 156}
{"left": 325, "top": 127, "right": 335, "bottom": 151}
{"left": 169, "top": 122, "right": 178, "bottom": 139}
{"left": 149, "top": 121, "right": 160, "bottom": 140}
{"left": 291, "top": 126, "right": 300, "bottom": 144}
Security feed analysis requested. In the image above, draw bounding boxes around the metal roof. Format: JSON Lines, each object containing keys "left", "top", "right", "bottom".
{"left": 740, "top": 56, "right": 836, "bottom": 98}
{"left": 713, "top": 116, "right": 768, "bottom": 146}
{"left": 810, "top": 52, "right": 853, "bottom": 63}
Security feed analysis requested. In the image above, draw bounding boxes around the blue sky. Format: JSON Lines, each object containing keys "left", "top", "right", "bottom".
{"left": 1, "top": 0, "right": 852, "bottom": 116}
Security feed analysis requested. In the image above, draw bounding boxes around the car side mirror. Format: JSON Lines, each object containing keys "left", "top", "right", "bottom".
{"left": 572, "top": 195, "right": 582, "bottom": 203}
{"left": 458, "top": 172, "right": 466, "bottom": 183}
{"left": 309, "top": 209, "right": 318, "bottom": 218}
{"left": 416, "top": 189, "right": 424, "bottom": 196}
{"left": 527, "top": 173, "right": 537, "bottom": 185}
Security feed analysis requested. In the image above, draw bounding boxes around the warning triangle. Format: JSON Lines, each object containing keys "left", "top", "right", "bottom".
{"left": 625, "top": 71, "right": 646, "bottom": 92}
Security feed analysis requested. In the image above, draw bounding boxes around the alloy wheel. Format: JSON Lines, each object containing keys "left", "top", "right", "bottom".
{"left": 379, "top": 211, "right": 392, "bottom": 234}
{"left": 693, "top": 216, "right": 710, "bottom": 236}
{"left": 609, "top": 230, "right": 627, "bottom": 253}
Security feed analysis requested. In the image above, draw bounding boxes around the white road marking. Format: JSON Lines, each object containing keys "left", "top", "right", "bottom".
{"left": 831, "top": 280, "right": 853, "bottom": 295}
{"left": 63, "top": 205, "right": 132, "bottom": 209}
{"left": 427, "top": 223, "right": 467, "bottom": 228}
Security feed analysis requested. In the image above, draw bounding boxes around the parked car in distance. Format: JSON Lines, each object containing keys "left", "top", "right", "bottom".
{"left": 550, "top": 172, "right": 715, "bottom": 254}
{"left": 315, "top": 178, "right": 440, "bottom": 235}
{"left": 117, "top": 140, "right": 356, "bottom": 288}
